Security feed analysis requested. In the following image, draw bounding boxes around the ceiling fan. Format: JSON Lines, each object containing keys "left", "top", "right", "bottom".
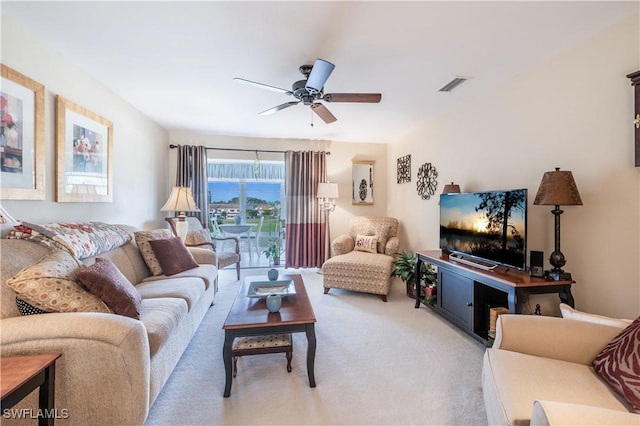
{"left": 234, "top": 58, "right": 382, "bottom": 124}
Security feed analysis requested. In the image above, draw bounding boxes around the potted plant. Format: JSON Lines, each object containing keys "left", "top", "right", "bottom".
{"left": 391, "top": 251, "right": 419, "bottom": 299}
{"left": 263, "top": 237, "right": 281, "bottom": 266}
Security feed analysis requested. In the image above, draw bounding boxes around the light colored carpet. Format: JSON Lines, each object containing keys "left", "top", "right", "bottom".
{"left": 145, "top": 268, "right": 488, "bottom": 425}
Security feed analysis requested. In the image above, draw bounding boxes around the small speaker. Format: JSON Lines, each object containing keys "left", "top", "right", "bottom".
{"left": 530, "top": 251, "right": 544, "bottom": 277}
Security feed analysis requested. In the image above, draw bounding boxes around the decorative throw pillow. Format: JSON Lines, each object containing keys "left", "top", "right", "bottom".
{"left": 6, "top": 250, "right": 110, "bottom": 313}
{"left": 134, "top": 229, "right": 172, "bottom": 276}
{"left": 560, "top": 303, "right": 633, "bottom": 329}
{"left": 77, "top": 258, "right": 142, "bottom": 319}
{"left": 354, "top": 234, "right": 378, "bottom": 253}
{"left": 185, "top": 229, "right": 212, "bottom": 246}
{"left": 16, "top": 297, "right": 49, "bottom": 315}
{"left": 593, "top": 316, "right": 640, "bottom": 412}
{"left": 148, "top": 237, "right": 199, "bottom": 276}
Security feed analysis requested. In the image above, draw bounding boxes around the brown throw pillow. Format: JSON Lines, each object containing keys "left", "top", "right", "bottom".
{"left": 134, "top": 229, "right": 172, "bottom": 276}
{"left": 593, "top": 316, "right": 640, "bottom": 412}
{"left": 148, "top": 237, "right": 199, "bottom": 276}
{"left": 77, "top": 258, "right": 142, "bottom": 319}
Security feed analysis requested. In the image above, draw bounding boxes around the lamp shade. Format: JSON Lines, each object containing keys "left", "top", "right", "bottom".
{"left": 442, "top": 182, "right": 461, "bottom": 194}
{"left": 317, "top": 182, "right": 339, "bottom": 199}
{"left": 161, "top": 187, "right": 200, "bottom": 213}
{"left": 533, "top": 168, "right": 583, "bottom": 206}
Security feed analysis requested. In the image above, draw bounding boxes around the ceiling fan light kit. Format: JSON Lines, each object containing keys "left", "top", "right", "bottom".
{"left": 235, "top": 58, "right": 382, "bottom": 124}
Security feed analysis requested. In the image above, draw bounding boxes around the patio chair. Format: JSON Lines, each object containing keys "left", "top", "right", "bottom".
{"left": 240, "top": 216, "right": 264, "bottom": 258}
{"left": 165, "top": 217, "right": 241, "bottom": 279}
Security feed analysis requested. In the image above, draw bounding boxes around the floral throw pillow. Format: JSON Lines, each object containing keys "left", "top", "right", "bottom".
{"left": 134, "top": 229, "right": 172, "bottom": 276}
{"left": 593, "top": 316, "right": 640, "bottom": 412}
{"left": 354, "top": 234, "right": 378, "bottom": 254}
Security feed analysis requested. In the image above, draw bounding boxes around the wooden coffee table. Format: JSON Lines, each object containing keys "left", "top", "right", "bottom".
{"left": 222, "top": 274, "right": 316, "bottom": 397}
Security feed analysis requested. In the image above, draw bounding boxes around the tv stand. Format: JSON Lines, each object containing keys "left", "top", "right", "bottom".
{"left": 448, "top": 253, "right": 498, "bottom": 271}
{"left": 414, "top": 250, "right": 575, "bottom": 342}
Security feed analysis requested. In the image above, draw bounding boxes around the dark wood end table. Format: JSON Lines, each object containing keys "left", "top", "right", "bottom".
{"left": 1, "top": 353, "right": 62, "bottom": 426}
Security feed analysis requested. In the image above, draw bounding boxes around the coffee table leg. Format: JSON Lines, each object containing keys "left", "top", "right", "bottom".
{"left": 223, "top": 330, "right": 234, "bottom": 397}
{"left": 305, "top": 324, "right": 316, "bottom": 388}
{"left": 39, "top": 363, "right": 55, "bottom": 426}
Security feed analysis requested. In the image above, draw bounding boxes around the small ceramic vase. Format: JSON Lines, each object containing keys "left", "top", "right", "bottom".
{"left": 266, "top": 294, "right": 282, "bottom": 313}
{"left": 268, "top": 268, "right": 279, "bottom": 281}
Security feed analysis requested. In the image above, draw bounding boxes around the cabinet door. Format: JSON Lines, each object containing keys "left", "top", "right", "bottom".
{"left": 439, "top": 269, "right": 473, "bottom": 329}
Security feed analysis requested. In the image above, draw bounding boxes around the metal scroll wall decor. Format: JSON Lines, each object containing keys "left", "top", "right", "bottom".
{"left": 417, "top": 162, "right": 438, "bottom": 200}
{"left": 397, "top": 154, "right": 411, "bottom": 183}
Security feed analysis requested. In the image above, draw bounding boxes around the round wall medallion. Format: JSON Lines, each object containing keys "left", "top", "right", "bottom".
{"left": 417, "top": 162, "right": 438, "bottom": 200}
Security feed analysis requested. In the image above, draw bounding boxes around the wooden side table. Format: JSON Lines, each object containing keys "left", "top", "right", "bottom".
{"left": 1, "top": 353, "right": 62, "bottom": 426}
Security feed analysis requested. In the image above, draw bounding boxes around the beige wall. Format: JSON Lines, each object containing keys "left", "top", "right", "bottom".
{"left": 1, "top": 15, "right": 169, "bottom": 230}
{"left": 168, "top": 132, "right": 388, "bottom": 240}
{"left": 388, "top": 15, "right": 640, "bottom": 318}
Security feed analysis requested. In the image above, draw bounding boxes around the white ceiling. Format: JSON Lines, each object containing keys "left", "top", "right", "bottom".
{"left": 2, "top": 1, "right": 638, "bottom": 144}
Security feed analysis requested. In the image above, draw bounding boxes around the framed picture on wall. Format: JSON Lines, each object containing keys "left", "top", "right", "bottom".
{"left": 55, "top": 95, "right": 113, "bottom": 202}
{"left": 0, "top": 64, "right": 45, "bottom": 200}
{"left": 352, "top": 160, "right": 374, "bottom": 205}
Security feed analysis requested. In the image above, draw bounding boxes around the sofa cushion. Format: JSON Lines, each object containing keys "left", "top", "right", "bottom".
{"left": 593, "top": 317, "right": 640, "bottom": 412}
{"left": 139, "top": 297, "right": 188, "bottom": 356}
{"left": 482, "top": 348, "right": 632, "bottom": 425}
{"left": 148, "top": 237, "right": 199, "bottom": 276}
{"left": 6, "top": 249, "right": 111, "bottom": 313}
{"left": 134, "top": 229, "right": 172, "bottom": 276}
{"left": 136, "top": 277, "right": 205, "bottom": 310}
{"left": 77, "top": 258, "right": 142, "bottom": 319}
{"left": 354, "top": 234, "right": 378, "bottom": 253}
{"left": 560, "top": 303, "right": 632, "bottom": 328}
{"left": 142, "top": 264, "right": 217, "bottom": 292}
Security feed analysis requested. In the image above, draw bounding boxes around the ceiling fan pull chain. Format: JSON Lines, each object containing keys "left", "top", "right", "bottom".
{"left": 310, "top": 109, "right": 314, "bottom": 127}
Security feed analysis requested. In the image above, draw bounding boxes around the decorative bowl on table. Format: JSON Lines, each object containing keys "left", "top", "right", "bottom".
{"left": 246, "top": 277, "right": 295, "bottom": 298}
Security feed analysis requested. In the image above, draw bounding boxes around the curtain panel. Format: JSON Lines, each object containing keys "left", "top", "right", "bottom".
{"left": 175, "top": 145, "right": 208, "bottom": 227}
{"left": 284, "top": 150, "right": 327, "bottom": 268}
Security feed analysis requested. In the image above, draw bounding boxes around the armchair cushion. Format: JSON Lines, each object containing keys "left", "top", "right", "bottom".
{"left": 148, "top": 237, "right": 199, "bottom": 276}
{"left": 348, "top": 216, "right": 398, "bottom": 254}
{"left": 185, "top": 228, "right": 212, "bottom": 246}
{"left": 354, "top": 234, "right": 378, "bottom": 253}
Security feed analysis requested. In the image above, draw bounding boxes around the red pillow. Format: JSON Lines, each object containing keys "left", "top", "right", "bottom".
{"left": 593, "top": 316, "right": 640, "bottom": 412}
{"left": 77, "top": 258, "right": 142, "bottom": 319}
{"left": 148, "top": 237, "right": 199, "bottom": 276}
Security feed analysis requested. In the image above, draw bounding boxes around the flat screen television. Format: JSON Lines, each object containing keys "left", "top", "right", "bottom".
{"left": 439, "top": 188, "right": 527, "bottom": 271}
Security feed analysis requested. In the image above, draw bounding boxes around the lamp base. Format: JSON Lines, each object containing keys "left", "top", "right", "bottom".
{"left": 545, "top": 269, "right": 572, "bottom": 281}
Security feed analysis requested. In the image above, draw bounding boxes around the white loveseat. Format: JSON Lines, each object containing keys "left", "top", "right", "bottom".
{"left": 482, "top": 314, "right": 639, "bottom": 425}
{"left": 1, "top": 225, "right": 218, "bottom": 425}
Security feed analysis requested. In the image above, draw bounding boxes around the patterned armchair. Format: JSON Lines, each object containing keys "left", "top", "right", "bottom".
{"left": 165, "top": 217, "right": 241, "bottom": 279}
{"left": 322, "top": 216, "right": 400, "bottom": 302}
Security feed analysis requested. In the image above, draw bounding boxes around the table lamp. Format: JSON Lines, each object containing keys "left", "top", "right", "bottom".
{"left": 533, "top": 168, "right": 582, "bottom": 280}
{"left": 161, "top": 186, "right": 200, "bottom": 240}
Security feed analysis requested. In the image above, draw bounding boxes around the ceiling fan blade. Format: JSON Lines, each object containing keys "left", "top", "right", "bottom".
{"left": 323, "top": 93, "right": 382, "bottom": 103}
{"left": 259, "top": 101, "right": 300, "bottom": 116}
{"left": 233, "top": 78, "right": 291, "bottom": 95}
{"left": 311, "top": 103, "right": 337, "bottom": 123}
{"left": 305, "top": 59, "right": 335, "bottom": 94}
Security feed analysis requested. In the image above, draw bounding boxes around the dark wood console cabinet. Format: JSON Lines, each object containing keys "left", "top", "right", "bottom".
{"left": 414, "top": 250, "right": 575, "bottom": 342}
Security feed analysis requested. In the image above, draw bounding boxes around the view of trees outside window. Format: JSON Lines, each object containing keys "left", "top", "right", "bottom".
{"left": 208, "top": 181, "right": 284, "bottom": 238}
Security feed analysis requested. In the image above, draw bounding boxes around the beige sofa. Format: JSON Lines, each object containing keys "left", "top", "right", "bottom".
{"left": 322, "top": 216, "right": 399, "bottom": 301}
{"left": 482, "top": 314, "right": 639, "bottom": 425}
{"left": 0, "top": 225, "right": 218, "bottom": 425}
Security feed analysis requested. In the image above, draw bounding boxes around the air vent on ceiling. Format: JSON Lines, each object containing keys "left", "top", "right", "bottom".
{"left": 438, "top": 77, "right": 469, "bottom": 92}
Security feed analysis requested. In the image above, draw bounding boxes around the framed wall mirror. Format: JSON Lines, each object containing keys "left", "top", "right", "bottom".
{"left": 352, "top": 160, "right": 374, "bottom": 205}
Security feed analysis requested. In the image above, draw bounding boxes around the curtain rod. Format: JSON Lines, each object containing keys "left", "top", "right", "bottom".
{"left": 168, "top": 144, "right": 330, "bottom": 155}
